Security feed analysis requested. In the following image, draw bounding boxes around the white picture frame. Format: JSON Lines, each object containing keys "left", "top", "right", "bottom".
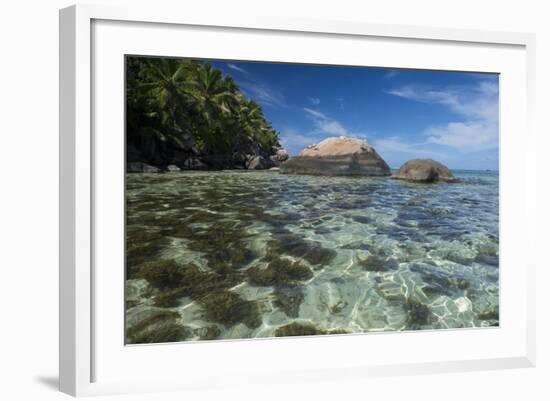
{"left": 59, "top": 3, "right": 536, "bottom": 397}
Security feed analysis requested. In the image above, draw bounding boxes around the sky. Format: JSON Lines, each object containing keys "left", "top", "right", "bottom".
{"left": 210, "top": 60, "right": 499, "bottom": 170}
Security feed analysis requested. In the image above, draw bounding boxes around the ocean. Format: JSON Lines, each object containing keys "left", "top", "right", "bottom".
{"left": 125, "top": 169, "right": 499, "bottom": 343}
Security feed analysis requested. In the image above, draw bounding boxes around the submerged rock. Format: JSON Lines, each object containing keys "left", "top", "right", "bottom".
{"left": 477, "top": 305, "right": 499, "bottom": 321}
{"left": 247, "top": 258, "right": 313, "bottom": 287}
{"left": 392, "top": 159, "right": 457, "bottom": 183}
{"left": 358, "top": 255, "right": 398, "bottom": 272}
{"left": 199, "top": 290, "right": 261, "bottom": 328}
{"left": 274, "top": 322, "right": 349, "bottom": 337}
{"left": 266, "top": 234, "right": 337, "bottom": 266}
{"left": 273, "top": 285, "right": 304, "bottom": 318}
{"left": 280, "top": 136, "right": 390, "bottom": 176}
{"left": 404, "top": 298, "right": 432, "bottom": 330}
{"left": 135, "top": 259, "right": 245, "bottom": 308}
{"left": 275, "top": 322, "right": 324, "bottom": 337}
{"left": 125, "top": 279, "right": 151, "bottom": 308}
{"left": 126, "top": 306, "right": 191, "bottom": 344}
{"left": 137, "top": 259, "right": 189, "bottom": 290}
{"left": 194, "top": 325, "right": 222, "bottom": 340}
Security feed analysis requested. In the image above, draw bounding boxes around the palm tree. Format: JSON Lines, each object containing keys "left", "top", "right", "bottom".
{"left": 186, "top": 64, "right": 238, "bottom": 128}
{"left": 139, "top": 58, "right": 195, "bottom": 130}
{"left": 238, "top": 99, "right": 263, "bottom": 137}
{"left": 126, "top": 57, "right": 281, "bottom": 163}
{"left": 127, "top": 58, "right": 201, "bottom": 159}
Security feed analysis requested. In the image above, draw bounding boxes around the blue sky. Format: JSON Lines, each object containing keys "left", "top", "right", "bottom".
{"left": 210, "top": 60, "right": 499, "bottom": 170}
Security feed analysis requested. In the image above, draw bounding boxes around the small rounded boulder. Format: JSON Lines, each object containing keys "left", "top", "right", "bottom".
{"left": 392, "top": 159, "right": 457, "bottom": 183}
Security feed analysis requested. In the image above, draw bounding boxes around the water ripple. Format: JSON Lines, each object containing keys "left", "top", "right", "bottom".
{"left": 125, "top": 170, "right": 499, "bottom": 343}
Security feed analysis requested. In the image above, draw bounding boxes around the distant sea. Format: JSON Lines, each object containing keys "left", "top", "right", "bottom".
{"left": 125, "top": 169, "right": 499, "bottom": 343}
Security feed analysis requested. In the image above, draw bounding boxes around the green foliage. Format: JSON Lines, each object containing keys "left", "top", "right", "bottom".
{"left": 126, "top": 56, "right": 280, "bottom": 162}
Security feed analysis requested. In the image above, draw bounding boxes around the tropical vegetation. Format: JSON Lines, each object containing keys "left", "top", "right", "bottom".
{"left": 126, "top": 56, "right": 281, "bottom": 169}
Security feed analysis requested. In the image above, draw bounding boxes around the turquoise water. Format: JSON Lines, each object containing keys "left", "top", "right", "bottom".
{"left": 125, "top": 170, "right": 499, "bottom": 343}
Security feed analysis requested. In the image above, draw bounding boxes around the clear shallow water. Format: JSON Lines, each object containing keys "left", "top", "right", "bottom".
{"left": 125, "top": 170, "right": 499, "bottom": 343}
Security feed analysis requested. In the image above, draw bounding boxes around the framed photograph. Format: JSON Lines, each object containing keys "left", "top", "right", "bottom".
{"left": 59, "top": 4, "right": 536, "bottom": 396}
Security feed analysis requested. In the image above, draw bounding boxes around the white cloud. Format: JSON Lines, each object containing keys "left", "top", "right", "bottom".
{"left": 307, "top": 97, "right": 321, "bottom": 105}
{"left": 226, "top": 63, "right": 248, "bottom": 74}
{"left": 387, "top": 86, "right": 461, "bottom": 109}
{"left": 373, "top": 136, "right": 445, "bottom": 159}
{"left": 319, "top": 120, "right": 347, "bottom": 136}
{"left": 386, "top": 80, "right": 499, "bottom": 151}
{"left": 280, "top": 109, "right": 370, "bottom": 155}
{"left": 223, "top": 64, "right": 287, "bottom": 108}
{"left": 303, "top": 108, "right": 367, "bottom": 138}
{"left": 373, "top": 136, "right": 417, "bottom": 153}
{"left": 426, "top": 121, "right": 497, "bottom": 150}
{"left": 279, "top": 128, "right": 322, "bottom": 155}
{"left": 280, "top": 133, "right": 316, "bottom": 149}
{"left": 384, "top": 70, "right": 399, "bottom": 79}
{"left": 303, "top": 108, "right": 327, "bottom": 120}
{"left": 240, "top": 81, "right": 286, "bottom": 108}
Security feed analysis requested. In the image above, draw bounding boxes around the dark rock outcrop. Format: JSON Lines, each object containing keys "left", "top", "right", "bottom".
{"left": 127, "top": 162, "right": 160, "bottom": 173}
{"left": 392, "top": 159, "right": 457, "bottom": 183}
{"left": 280, "top": 136, "right": 390, "bottom": 176}
{"left": 127, "top": 127, "right": 287, "bottom": 171}
{"left": 128, "top": 127, "right": 195, "bottom": 168}
{"left": 272, "top": 148, "right": 289, "bottom": 162}
{"left": 181, "top": 158, "right": 207, "bottom": 170}
{"left": 246, "top": 155, "right": 276, "bottom": 170}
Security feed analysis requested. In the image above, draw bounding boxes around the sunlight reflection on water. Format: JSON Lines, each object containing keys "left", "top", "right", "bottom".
{"left": 125, "top": 170, "right": 499, "bottom": 343}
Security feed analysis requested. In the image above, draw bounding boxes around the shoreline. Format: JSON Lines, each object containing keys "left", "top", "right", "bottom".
{"left": 126, "top": 168, "right": 498, "bottom": 174}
